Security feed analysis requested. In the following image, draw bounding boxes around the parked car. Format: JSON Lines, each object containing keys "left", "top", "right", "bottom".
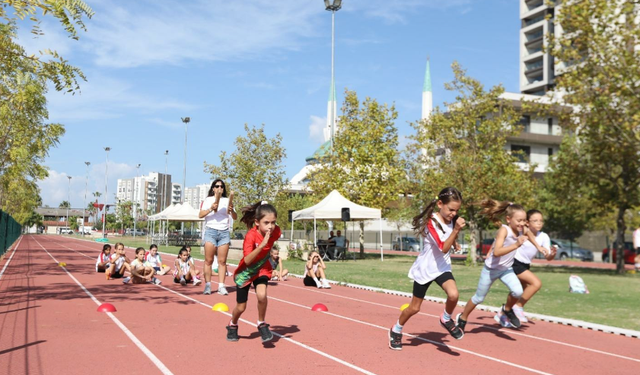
{"left": 549, "top": 239, "right": 594, "bottom": 261}
{"left": 602, "top": 242, "right": 637, "bottom": 264}
{"left": 476, "top": 238, "right": 494, "bottom": 256}
{"left": 58, "top": 227, "right": 73, "bottom": 235}
{"left": 232, "top": 232, "right": 244, "bottom": 240}
{"left": 392, "top": 236, "right": 420, "bottom": 252}
{"left": 125, "top": 229, "right": 145, "bottom": 236}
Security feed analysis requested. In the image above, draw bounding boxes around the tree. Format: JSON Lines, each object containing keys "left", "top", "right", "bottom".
{"left": 204, "top": 124, "right": 288, "bottom": 211}
{"left": 407, "top": 62, "right": 537, "bottom": 264}
{"left": 0, "top": 1, "right": 93, "bottom": 221}
{"left": 546, "top": 0, "right": 640, "bottom": 273}
{"left": 307, "top": 89, "right": 405, "bottom": 257}
{"left": 69, "top": 216, "right": 79, "bottom": 230}
{"left": 59, "top": 201, "right": 71, "bottom": 208}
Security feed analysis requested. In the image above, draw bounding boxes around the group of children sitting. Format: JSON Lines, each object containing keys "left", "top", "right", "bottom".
{"left": 94, "top": 242, "right": 296, "bottom": 287}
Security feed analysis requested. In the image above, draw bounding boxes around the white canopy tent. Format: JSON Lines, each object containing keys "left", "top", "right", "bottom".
{"left": 147, "top": 203, "right": 203, "bottom": 245}
{"left": 291, "top": 190, "right": 385, "bottom": 260}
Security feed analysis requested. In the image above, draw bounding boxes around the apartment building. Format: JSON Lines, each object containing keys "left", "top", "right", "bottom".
{"left": 116, "top": 172, "right": 174, "bottom": 215}
{"left": 520, "top": 0, "right": 556, "bottom": 95}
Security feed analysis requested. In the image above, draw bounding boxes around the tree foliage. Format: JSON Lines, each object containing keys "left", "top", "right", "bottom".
{"left": 204, "top": 124, "right": 288, "bottom": 211}
{"left": 407, "top": 62, "right": 537, "bottom": 264}
{"left": 545, "top": 0, "right": 640, "bottom": 273}
{"left": 306, "top": 89, "right": 405, "bottom": 256}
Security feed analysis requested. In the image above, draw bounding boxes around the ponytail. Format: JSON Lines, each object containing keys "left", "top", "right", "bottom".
{"left": 240, "top": 201, "right": 278, "bottom": 229}
{"left": 478, "top": 199, "right": 525, "bottom": 226}
{"left": 413, "top": 187, "right": 462, "bottom": 235}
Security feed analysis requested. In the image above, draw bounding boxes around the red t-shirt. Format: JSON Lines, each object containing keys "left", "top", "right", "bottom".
{"left": 233, "top": 225, "right": 281, "bottom": 288}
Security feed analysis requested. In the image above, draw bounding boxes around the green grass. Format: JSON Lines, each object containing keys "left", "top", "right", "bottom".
{"left": 113, "top": 237, "right": 640, "bottom": 331}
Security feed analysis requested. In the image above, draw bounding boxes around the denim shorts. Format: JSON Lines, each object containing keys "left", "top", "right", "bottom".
{"left": 204, "top": 227, "right": 230, "bottom": 247}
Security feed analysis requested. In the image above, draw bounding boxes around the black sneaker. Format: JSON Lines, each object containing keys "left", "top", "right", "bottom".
{"left": 455, "top": 313, "right": 467, "bottom": 333}
{"left": 440, "top": 314, "right": 464, "bottom": 340}
{"left": 257, "top": 323, "right": 274, "bottom": 343}
{"left": 226, "top": 325, "right": 239, "bottom": 342}
{"left": 388, "top": 329, "right": 402, "bottom": 350}
{"left": 502, "top": 305, "right": 521, "bottom": 328}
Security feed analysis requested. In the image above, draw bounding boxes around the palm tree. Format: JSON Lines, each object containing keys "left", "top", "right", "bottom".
{"left": 59, "top": 201, "right": 70, "bottom": 208}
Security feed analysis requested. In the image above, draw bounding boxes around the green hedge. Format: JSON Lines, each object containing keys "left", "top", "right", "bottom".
{"left": 0, "top": 210, "right": 21, "bottom": 257}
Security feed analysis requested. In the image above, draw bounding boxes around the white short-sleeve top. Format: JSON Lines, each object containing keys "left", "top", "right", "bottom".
{"left": 201, "top": 196, "right": 231, "bottom": 230}
{"left": 408, "top": 214, "right": 454, "bottom": 284}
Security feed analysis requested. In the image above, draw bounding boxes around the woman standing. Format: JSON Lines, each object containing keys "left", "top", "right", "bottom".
{"left": 199, "top": 179, "right": 237, "bottom": 295}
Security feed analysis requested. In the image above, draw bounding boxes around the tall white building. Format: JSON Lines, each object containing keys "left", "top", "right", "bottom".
{"left": 520, "top": 0, "right": 556, "bottom": 95}
{"left": 116, "top": 172, "right": 173, "bottom": 215}
{"left": 171, "top": 183, "right": 182, "bottom": 205}
{"left": 184, "top": 183, "right": 211, "bottom": 210}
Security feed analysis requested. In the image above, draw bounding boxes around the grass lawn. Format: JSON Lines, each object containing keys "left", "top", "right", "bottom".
{"left": 113, "top": 237, "right": 640, "bottom": 331}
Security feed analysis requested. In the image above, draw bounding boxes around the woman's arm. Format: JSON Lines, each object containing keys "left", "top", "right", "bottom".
{"left": 493, "top": 227, "right": 525, "bottom": 257}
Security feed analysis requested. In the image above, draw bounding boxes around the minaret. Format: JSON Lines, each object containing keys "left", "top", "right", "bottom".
{"left": 421, "top": 57, "right": 433, "bottom": 121}
{"left": 323, "top": 79, "right": 337, "bottom": 143}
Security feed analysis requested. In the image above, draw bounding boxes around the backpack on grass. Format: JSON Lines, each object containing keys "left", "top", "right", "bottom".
{"left": 569, "top": 275, "right": 589, "bottom": 294}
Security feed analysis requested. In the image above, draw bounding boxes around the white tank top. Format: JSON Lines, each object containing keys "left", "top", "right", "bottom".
{"left": 485, "top": 224, "right": 521, "bottom": 270}
{"left": 408, "top": 213, "right": 454, "bottom": 284}
{"left": 515, "top": 231, "right": 551, "bottom": 264}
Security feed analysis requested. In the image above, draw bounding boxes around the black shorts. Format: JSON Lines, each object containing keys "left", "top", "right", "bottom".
{"left": 412, "top": 272, "right": 455, "bottom": 299}
{"left": 236, "top": 276, "right": 269, "bottom": 304}
{"left": 303, "top": 275, "right": 317, "bottom": 287}
{"left": 512, "top": 259, "right": 531, "bottom": 275}
{"left": 110, "top": 271, "right": 123, "bottom": 279}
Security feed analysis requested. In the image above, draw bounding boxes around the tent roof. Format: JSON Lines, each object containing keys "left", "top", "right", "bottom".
{"left": 292, "top": 190, "right": 381, "bottom": 221}
{"left": 149, "top": 204, "right": 180, "bottom": 221}
{"left": 164, "top": 202, "right": 203, "bottom": 222}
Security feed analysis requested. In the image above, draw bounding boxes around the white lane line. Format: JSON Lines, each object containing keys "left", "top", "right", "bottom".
{"left": 42, "top": 236, "right": 377, "bottom": 375}
{"left": 277, "top": 282, "right": 640, "bottom": 364}
{"left": 31, "top": 237, "right": 174, "bottom": 375}
{"left": 0, "top": 235, "right": 23, "bottom": 281}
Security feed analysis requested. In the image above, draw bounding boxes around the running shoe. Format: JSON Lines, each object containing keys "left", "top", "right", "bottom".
{"left": 314, "top": 278, "right": 322, "bottom": 288}
{"left": 122, "top": 276, "right": 131, "bottom": 284}
{"left": 153, "top": 278, "right": 162, "bottom": 285}
{"left": 388, "top": 328, "right": 402, "bottom": 351}
{"left": 321, "top": 279, "right": 331, "bottom": 289}
{"left": 440, "top": 314, "right": 464, "bottom": 340}
{"left": 455, "top": 313, "right": 467, "bottom": 333}
{"left": 494, "top": 312, "right": 511, "bottom": 327}
{"left": 257, "top": 323, "right": 274, "bottom": 343}
{"left": 218, "top": 285, "right": 229, "bottom": 295}
{"left": 226, "top": 325, "right": 239, "bottom": 342}
{"left": 203, "top": 284, "right": 212, "bottom": 295}
{"left": 180, "top": 277, "right": 187, "bottom": 286}
{"left": 502, "top": 305, "right": 521, "bottom": 328}
{"left": 193, "top": 278, "right": 202, "bottom": 286}
{"left": 513, "top": 306, "right": 528, "bottom": 323}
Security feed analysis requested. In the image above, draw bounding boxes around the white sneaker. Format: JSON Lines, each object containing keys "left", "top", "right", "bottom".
{"left": 282, "top": 275, "right": 288, "bottom": 281}
{"left": 153, "top": 278, "right": 162, "bottom": 285}
{"left": 180, "top": 278, "right": 187, "bottom": 286}
{"left": 321, "top": 279, "right": 331, "bottom": 289}
{"left": 122, "top": 276, "right": 131, "bottom": 284}
{"left": 226, "top": 271, "right": 233, "bottom": 276}
{"left": 218, "top": 285, "right": 229, "bottom": 295}
{"left": 314, "top": 279, "right": 322, "bottom": 288}
{"left": 494, "top": 313, "right": 511, "bottom": 328}
{"left": 193, "top": 278, "right": 202, "bottom": 286}
{"left": 513, "top": 306, "right": 528, "bottom": 323}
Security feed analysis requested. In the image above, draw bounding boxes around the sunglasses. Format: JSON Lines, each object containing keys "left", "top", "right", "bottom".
{"left": 214, "top": 185, "right": 223, "bottom": 188}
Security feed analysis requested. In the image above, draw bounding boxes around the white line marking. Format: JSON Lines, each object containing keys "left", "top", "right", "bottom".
{"left": 31, "top": 237, "right": 174, "bottom": 375}
{"left": 0, "top": 235, "right": 23, "bottom": 281}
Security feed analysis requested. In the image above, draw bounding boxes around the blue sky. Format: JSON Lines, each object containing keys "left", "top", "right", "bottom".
{"left": 28, "top": 0, "right": 519, "bottom": 208}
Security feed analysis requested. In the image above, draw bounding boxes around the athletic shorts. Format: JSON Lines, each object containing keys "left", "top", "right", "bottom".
{"left": 153, "top": 266, "right": 161, "bottom": 273}
{"left": 512, "top": 259, "right": 531, "bottom": 275}
{"left": 303, "top": 275, "right": 317, "bottom": 287}
{"left": 236, "top": 276, "right": 269, "bottom": 304}
{"left": 110, "top": 271, "right": 123, "bottom": 279}
{"left": 412, "top": 272, "right": 455, "bottom": 299}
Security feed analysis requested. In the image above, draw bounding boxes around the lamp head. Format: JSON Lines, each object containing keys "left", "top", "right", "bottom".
{"left": 85, "top": 161, "right": 90, "bottom": 166}
{"left": 181, "top": 117, "right": 190, "bottom": 124}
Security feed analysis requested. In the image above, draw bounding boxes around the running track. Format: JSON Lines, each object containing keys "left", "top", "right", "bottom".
{"left": 1, "top": 235, "right": 638, "bottom": 375}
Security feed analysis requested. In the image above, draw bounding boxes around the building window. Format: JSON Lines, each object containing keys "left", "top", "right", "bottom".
{"left": 548, "top": 118, "right": 553, "bottom": 135}
{"left": 519, "top": 115, "right": 531, "bottom": 133}
{"left": 548, "top": 148, "right": 553, "bottom": 157}
{"left": 511, "top": 145, "right": 531, "bottom": 163}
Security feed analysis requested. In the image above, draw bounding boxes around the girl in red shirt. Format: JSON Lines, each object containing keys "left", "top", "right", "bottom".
{"left": 226, "top": 201, "right": 280, "bottom": 343}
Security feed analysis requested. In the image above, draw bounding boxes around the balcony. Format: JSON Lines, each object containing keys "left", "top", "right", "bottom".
{"left": 524, "top": 14, "right": 545, "bottom": 27}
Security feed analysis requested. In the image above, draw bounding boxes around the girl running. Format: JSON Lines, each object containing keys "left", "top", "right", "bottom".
{"left": 388, "top": 187, "right": 465, "bottom": 351}
{"left": 509, "top": 209, "right": 555, "bottom": 323}
{"left": 199, "top": 179, "right": 237, "bottom": 295}
{"left": 130, "top": 247, "right": 161, "bottom": 285}
{"left": 226, "top": 202, "right": 281, "bottom": 343}
{"left": 174, "top": 248, "right": 201, "bottom": 286}
{"left": 456, "top": 200, "right": 545, "bottom": 331}
{"left": 145, "top": 244, "right": 171, "bottom": 275}
{"left": 303, "top": 251, "right": 330, "bottom": 288}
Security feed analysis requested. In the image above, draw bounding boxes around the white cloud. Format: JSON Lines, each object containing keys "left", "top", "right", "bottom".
{"left": 347, "top": 0, "right": 474, "bottom": 24}
{"left": 309, "top": 115, "right": 327, "bottom": 143}
{"left": 38, "top": 162, "right": 137, "bottom": 208}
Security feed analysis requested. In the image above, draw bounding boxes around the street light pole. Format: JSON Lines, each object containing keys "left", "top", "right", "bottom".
{"left": 324, "top": 0, "right": 342, "bottom": 150}
{"left": 133, "top": 163, "right": 141, "bottom": 238}
{"left": 163, "top": 150, "right": 169, "bottom": 211}
{"left": 67, "top": 176, "right": 72, "bottom": 230}
{"left": 83, "top": 162, "right": 90, "bottom": 235}
{"left": 181, "top": 117, "right": 190, "bottom": 235}
{"left": 103, "top": 147, "right": 111, "bottom": 238}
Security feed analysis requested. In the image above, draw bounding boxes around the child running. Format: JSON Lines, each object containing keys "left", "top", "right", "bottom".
{"left": 388, "top": 187, "right": 465, "bottom": 351}
{"left": 95, "top": 244, "right": 112, "bottom": 273}
{"left": 106, "top": 242, "right": 131, "bottom": 282}
{"left": 130, "top": 247, "right": 161, "bottom": 285}
{"left": 303, "top": 251, "right": 330, "bottom": 288}
{"left": 456, "top": 200, "right": 545, "bottom": 331}
{"left": 226, "top": 201, "right": 281, "bottom": 343}
{"left": 174, "top": 248, "right": 201, "bottom": 286}
{"left": 269, "top": 248, "right": 288, "bottom": 281}
{"left": 508, "top": 209, "right": 555, "bottom": 323}
{"left": 145, "top": 244, "right": 171, "bottom": 275}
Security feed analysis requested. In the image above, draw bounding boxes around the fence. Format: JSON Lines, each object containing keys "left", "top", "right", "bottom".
{"left": 0, "top": 209, "right": 21, "bottom": 257}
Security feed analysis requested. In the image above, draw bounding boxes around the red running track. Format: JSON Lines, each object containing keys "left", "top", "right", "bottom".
{"left": 1, "top": 235, "right": 639, "bottom": 375}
